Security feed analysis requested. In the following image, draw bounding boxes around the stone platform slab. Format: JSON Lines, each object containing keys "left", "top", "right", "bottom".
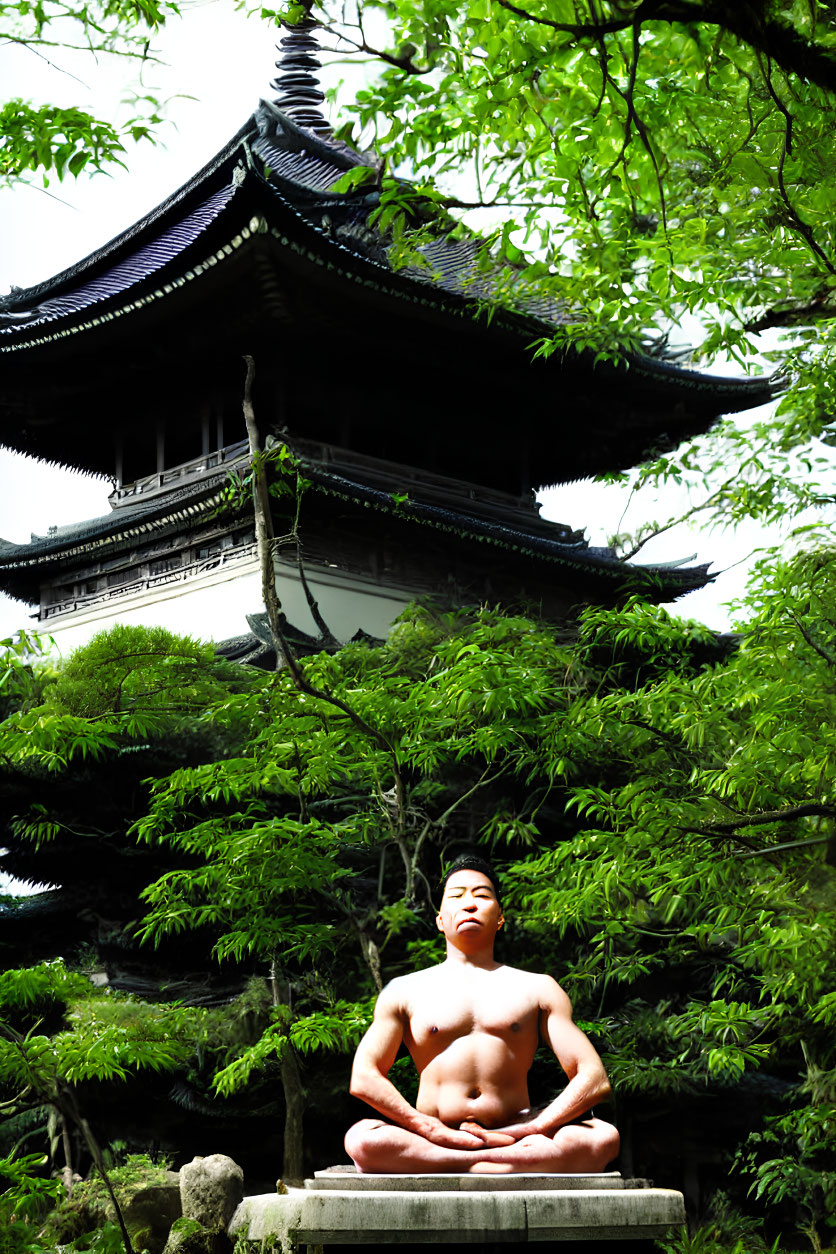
{"left": 310, "top": 1168, "right": 633, "bottom": 1193}
{"left": 228, "top": 1170, "right": 686, "bottom": 1248}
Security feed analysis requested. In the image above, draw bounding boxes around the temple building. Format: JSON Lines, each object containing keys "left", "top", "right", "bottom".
{"left": 0, "top": 25, "right": 777, "bottom": 655}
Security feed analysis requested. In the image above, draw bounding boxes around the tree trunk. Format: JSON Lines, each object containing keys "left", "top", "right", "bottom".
{"left": 280, "top": 1040, "right": 306, "bottom": 1184}
{"left": 270, "top": 961, "right": 306, "bottom": 1184}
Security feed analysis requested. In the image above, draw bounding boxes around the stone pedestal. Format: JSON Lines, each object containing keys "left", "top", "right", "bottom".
{"left": 228, "top": 1167, "right": 686, "bottom": 1250}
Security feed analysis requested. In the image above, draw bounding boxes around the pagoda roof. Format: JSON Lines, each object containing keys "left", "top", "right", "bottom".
{"left": 0, "top": 441, "right": 712, "bottom": 607}
{"left": 0, "top": 102, "right": 778, "bottom": 492}
{"left": 0, "top": 454, "right": 249, "bottom": 606}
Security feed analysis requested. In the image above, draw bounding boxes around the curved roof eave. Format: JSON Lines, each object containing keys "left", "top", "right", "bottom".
{"left": 0, "top": 468, "right": 240, "bottom": 571}
{"left": 0, "top": 119, "right": 257, "bottom": 316}
{"left": 0, "top": 100, "right": 373, "bottom": 328}
{"left": 0, "top": 454, "right": 711, "bottom": 600}
{"left": 0, "top": 105, "right": 779, "bottom": 416}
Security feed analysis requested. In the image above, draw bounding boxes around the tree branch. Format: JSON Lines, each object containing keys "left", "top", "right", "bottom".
{"left": 1, "top": 34, "right": 163, "bottom": 62}
{"left": 688, "top": 801, "right": 836, "bottom": 835}
{"left": 745, "top": 296, "right": 836, "bottom": 332}
{"left": 434, "top": 764, "right": 509, "bottom": 833}
{"left": 757, "top": 52, "right": 836, "bottom": 276}
{"left": 494, "top": 0, "right": 628, "bottom": 36}
{"left": 73, "top": 1105, "right": 135, "bottom": 1254}
{"left": 320, "top": 24, "right": 432, "bottom": 74}
{"left": 0, "top": 1028, "right": 137, "bottom": 1254}
{"left": 2, "top": 37, "right": 89, "bottom": 84}
{"left": 617, "top": 496, "right": 714, "bottom": 560}
{"left": 597, "top": 22, "right": 668, "bottom": 232}
{"left": 735, "top": 833, "right": 833, "bottom": 859}
{"left": 789, "top": 613, "right": 836, "bottom": 667}
{"left": 490, "top": 1, "right": 836, "bottom": 100}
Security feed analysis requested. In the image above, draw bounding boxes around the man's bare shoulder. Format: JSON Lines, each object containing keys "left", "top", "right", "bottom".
{"left": 377, "top": 965, "right": 445, "bottom": 1005}
{"left": 501, "top": 966, "right": 573, "bottom": 1015}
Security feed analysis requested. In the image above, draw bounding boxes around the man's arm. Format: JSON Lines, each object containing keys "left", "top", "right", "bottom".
{"left": 349, "top": 980, "right": 490, "bottom": 1150}
{"left": 492, "top": 976, "right": 612, "bottom": 1140}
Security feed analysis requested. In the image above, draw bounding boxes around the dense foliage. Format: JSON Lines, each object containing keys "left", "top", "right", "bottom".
{"left": 298, "top": 0, "right": 836, "bottom": 544}
{"left": 1, "top": 551, "right": 835, "bottom": 1248}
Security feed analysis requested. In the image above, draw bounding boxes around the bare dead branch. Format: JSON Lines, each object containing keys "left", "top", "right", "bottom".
{"left": 242, "top": 356, "right": 407, "bottom": 824}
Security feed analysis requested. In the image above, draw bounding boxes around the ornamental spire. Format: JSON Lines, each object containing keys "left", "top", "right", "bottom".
{"left": 271, "top": 15, "right": 332, "bottom": 139}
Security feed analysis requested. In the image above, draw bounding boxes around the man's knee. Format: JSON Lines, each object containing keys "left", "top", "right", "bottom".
{"left": 344, "top": 1118, "right": 386, "bottom": 1169}
{"left": 552, "top": 1117, "right": 620, "bottom": 1171}
{"left": 591, "top": 1119, "right": 620, "bottom": 1168}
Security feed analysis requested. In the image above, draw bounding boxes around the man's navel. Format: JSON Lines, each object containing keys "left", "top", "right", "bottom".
{"left": 430, "top": 1025, "right": 438, "bottom": 1034}
{"left": 468, "top": 1087, "right": 481, "bottom": 1099}
{"left": 511, "top": 1022, "right": 520, "bottom": 1032}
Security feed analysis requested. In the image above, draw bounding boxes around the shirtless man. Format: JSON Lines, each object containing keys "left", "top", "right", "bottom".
{"left": 344, "top": 856, "right": 620, "bottom": 1174}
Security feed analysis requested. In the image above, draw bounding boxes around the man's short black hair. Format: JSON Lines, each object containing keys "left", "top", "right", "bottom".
{"left": 438, "top": 854, "right": 503, "bottom": 908}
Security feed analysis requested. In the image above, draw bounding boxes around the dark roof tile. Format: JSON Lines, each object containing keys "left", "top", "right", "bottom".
{"left": 1, "top": 184, "right": 238, "bottom": 333}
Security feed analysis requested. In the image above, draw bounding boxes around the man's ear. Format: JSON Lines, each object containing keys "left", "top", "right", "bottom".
{"left": 497, "top": 915, "right": 505, "bottom": 929}
{"left": 436, "top": 913, "right": 444, "bottom": 932}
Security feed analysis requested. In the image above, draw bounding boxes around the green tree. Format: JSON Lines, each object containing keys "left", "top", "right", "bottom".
{"left": 0, "top": 960, "right": 202, "bottom": 1254}
{"left": 1, "top": 0, "right": 179, "bottom": 187}
{"left": 0, "top": 626, "right": 260, "bottom": 1222}
{"left": 2, "top": 563, "right": 835, "bottom": 1243}
{"left": 131, "top": 545, "right": 834, "bottom": 1243}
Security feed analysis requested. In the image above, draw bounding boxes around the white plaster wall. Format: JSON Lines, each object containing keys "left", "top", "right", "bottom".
{"left": 42, "top": 556, "right": 414, "bottom": 657}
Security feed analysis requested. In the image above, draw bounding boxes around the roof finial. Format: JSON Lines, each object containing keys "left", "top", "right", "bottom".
{"left": 271, "top": 11, "right": 333, "bottom": 139}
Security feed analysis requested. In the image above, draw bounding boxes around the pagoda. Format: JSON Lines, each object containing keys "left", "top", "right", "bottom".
{"left": 0, "top": 23, "right": 777, "bottom": 654}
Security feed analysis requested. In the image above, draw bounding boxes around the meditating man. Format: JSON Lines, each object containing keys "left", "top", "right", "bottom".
{"left": 345, "top": 856, "right": 620, "bottom": 1174}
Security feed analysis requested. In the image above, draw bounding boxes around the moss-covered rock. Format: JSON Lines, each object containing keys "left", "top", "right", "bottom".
{"left": 161, "top": 1216, "right": 226, "bottom": 1254}
{"left": 42, "top": 1155, "right": 180, "bottom": 1254}
{"left": 111, "top": 1176, "right": 181, "bottom": 1254}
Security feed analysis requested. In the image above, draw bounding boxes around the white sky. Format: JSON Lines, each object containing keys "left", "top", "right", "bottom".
{"left": 0, "top": 0, "right": 807, "bottom": 639}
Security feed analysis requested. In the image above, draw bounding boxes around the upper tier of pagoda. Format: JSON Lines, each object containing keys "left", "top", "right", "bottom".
{"left": 0, "top": 49, "right": 777, "bottom": 498}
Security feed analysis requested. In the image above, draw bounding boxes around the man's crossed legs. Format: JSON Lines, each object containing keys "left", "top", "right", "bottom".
{"left": 345, "top": 1116, "right": 620, "bottom": 1175}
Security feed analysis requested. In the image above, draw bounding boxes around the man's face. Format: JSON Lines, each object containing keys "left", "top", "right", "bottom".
{"left": 436, "top": 870, "right": 504, "bottom": 945}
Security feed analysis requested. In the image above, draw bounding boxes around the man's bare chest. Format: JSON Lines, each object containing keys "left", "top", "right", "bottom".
{"left": 404, "top": 977, "right": 540, "bottom": 1052}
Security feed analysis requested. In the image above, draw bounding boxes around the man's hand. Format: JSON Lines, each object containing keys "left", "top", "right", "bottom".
{"left": 415, "top": 1115, "right": 498, "bottom": 1150}
{"left": 489, "top": 1102, "right": 597, "bottom": 1143}
{"left": 458, "top": 1120, "right": 517, "bottom": 1147}
{"left": 483, "top": 1105, "right": 558, "bottom": 1141}
{"left": 483, "top": 1121, "right": 539, "bottom": 1141}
